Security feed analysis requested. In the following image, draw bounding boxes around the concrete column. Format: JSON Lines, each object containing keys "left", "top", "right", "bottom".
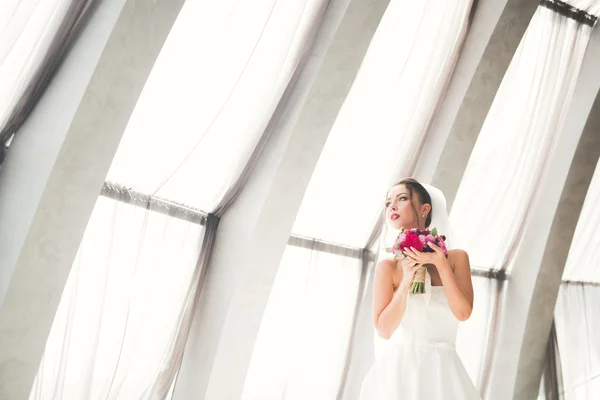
{"left": 0, "top": 0, "right": 185, "bottom": 397}
{"left": 514, "top": 83, "right": 600, "bottom": 400}
{"left": 171, "top": 1, "right": 392, "bottom": 399}
{"left": 485, "top": 26, "right": 600, "bottom": 400}
{"left": 432, "top": 0, "right": 540, "bottom": 208}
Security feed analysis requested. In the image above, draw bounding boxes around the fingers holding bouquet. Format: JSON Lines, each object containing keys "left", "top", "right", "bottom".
{"left": 385, "top": 227, "right": 449, "bottom": 294}
{"left": 399, "top": 255, "right": 421, "bottom": 284}
{"left": 404, "top": 242, "right": 447, "bottom": 269}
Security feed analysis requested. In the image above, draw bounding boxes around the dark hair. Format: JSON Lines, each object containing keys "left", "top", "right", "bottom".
{"left": 386, "top": 177, "right": 433, "bottom": 227}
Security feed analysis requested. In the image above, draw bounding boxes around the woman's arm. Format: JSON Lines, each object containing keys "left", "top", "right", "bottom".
{"left": 372, "top": 258, "right": 419, "bottom": 339}
{"left": 404, "top": 245, "right": 474, "bottom": 321}
{"left": 438, "top": 249, "right": 474, "bottom": 321}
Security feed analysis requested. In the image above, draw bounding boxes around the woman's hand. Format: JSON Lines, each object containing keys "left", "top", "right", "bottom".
{"left": 399, "top": 254, "right": 421, "bottom": 285}
{"left": 404, "top": 242, "right": 450, "bottom": 271}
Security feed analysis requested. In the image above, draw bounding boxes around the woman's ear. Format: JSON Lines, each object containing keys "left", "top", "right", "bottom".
{"left": 422, "top": 203, "right": 431, "bottom": 216}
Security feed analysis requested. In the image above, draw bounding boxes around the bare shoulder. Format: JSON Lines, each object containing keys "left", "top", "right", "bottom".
{"left": 448, "top": 249, "right": 471, "bottom": 272}
{"left": 375, "top": 258, "right": 396, "bottom": 275}
{"left": 375, "top": 258, "right": 401, "bottom": 290}
{"left": 449, "top": 248, "right": 469, "bottom": 261}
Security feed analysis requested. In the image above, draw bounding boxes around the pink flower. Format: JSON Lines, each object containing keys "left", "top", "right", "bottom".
{"left": 389, "top": 227, "right": 449, "bottom": 257}
{"left": 403, "top": 232, "right": 424, "bottom": 251}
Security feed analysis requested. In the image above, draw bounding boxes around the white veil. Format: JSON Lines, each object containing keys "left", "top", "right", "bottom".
{"left": 421, "top": 183, "right": 453, "bottom": 250}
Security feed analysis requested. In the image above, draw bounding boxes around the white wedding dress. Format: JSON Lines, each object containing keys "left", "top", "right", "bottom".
{"left": 359, "top": 273, "right": 480, "bottom": 399}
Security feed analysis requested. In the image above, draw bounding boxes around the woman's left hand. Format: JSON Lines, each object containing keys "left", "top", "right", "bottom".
{"left": 404, "top": 242, "right": 450, "bottom": 271}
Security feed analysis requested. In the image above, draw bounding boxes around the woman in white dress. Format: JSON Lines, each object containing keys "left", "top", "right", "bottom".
{"left": 359, "top": 178, "right": 480, "bottom": 399}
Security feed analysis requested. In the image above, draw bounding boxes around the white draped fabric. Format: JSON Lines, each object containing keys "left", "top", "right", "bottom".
{"left": 107, "top": 0, "right": 329, "bottom": 210}
{"left": 449, "top": 2, "right": 600, "bottom": 394}
{"left": 292, "top": 0, "right": 474, "bottom": 247}
{"left": 567, "top": 1, "right": 600, "bottom": 14}
{"left": 30, "top": 197, "right": 204, "bottom": 399}
{"left": 34, "top": 1, "right": 331, "bottom": 398}
{"left": 456, "top": 275, "right": 498, "bottom": 388}
{"left": 450, "top": 1, "right": 599, "bottom": 272}
{"left": 242, "top": 245, "right": 362, "bottom": 399}
{"left": 0, "top": 0, "right": 70, "bottom": 130}
{"left": 555, "top": 284, "right": 600, "bottom": 399}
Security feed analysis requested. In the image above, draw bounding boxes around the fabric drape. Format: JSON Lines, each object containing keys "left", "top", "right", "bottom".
{"left": 34, "top": 1, "right": 343, "bottom": 398}
{"left": 242, "top": 241, "right": 363, "bottom": 399}
{"left": 449, "top": 1, "right": 600, "bottom": 391}
{"left": 292, "top": 0, "right": 475, "bottom": 248}
{"left": 0, "top": 0, "right": 96, "bottom": 167}
{"left": 450, "top": 1, "right": 599, "bottom": 273}
{"left": 30, "top": 194, "right": 205, "bottom": 400}
{"left": 554, "top": 283, "right": 600, "bottom": 399}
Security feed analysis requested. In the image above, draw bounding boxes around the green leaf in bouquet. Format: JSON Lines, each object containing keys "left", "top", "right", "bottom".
{"left": 431, "top": 227, "right": 438, "bottom": 237}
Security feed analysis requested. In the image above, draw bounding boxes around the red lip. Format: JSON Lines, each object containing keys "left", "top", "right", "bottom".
{"left": 391, "top": 213, "right": 400, "bottom": 221}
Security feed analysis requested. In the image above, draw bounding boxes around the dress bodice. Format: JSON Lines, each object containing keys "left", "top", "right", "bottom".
{"left": 362, "top": 274, "right": 481, "bottom": 400}
{"left": 373, "top": 274, "right": 458, "bottom": 360}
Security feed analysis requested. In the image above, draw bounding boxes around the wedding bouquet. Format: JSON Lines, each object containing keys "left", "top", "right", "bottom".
{"left": 385, "top": 227, "right": 448, "bottom": 294}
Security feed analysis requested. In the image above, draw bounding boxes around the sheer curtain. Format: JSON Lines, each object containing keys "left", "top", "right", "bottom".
{"left": 106, "top": 0, "right": 330, "bottom": 211}
{"left": 30, "top": 195, "right": 205, "bottom": 399}
{"left": 455, "top": 274, "right": 500, "bottom": 387}
{"left": 450, "top": 0, "right": 600, "bottom": 273}
{"left": 291, "top": 0, "right": 474, "bottom": 247}
{"left": 242, "top": 243, "right": 363, "bottom": 399}
{"left": 34, "top": 1, "right": 332, "bottom": 398}
{"left": 0, "top": 0, "right": 69, "bottom": 130}
{"left": 555, "top": 284, "right": 600, "bottom": 399}
{"left": 448, "top": 1, "right": 600, "bottom": 393}
{"left": 0, "top": 0, "right": 95, "bottom": 165}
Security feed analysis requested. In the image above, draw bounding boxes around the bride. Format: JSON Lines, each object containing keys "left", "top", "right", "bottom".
{"left": 359, "top": 178, "right": 480, "bottom": 399}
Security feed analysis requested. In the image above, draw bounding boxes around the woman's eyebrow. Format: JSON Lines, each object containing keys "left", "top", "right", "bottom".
{"left": 386, "top": 192, "right": 408, "bottom": 201}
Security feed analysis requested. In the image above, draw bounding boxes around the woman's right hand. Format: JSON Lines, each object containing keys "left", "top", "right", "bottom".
{"left": 399, "top": 254, "right": 421, "bottom": 286}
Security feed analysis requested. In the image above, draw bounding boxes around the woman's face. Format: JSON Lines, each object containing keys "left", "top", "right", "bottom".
{"left": 385, "top": 184, "right": 420, "bottom": 230}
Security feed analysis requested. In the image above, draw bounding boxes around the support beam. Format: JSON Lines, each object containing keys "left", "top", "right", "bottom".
{"left": 484, "top": 26, "right": 600, "bottom": 400}
{"left": 512, "top": 37, "right": 600, "bottom": 400}
{"left": 171, "top": 1, "right": 391, "bottom": 398}
{"left": 0, "top": 0, "right": 185, "bottom": 397}
{"left": 432, "top": 0, "right": 540, "bottom": 208}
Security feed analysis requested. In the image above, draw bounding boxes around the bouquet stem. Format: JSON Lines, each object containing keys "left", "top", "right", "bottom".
{"left": 410, "top": 266, "right": 426, "bottom": 294}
